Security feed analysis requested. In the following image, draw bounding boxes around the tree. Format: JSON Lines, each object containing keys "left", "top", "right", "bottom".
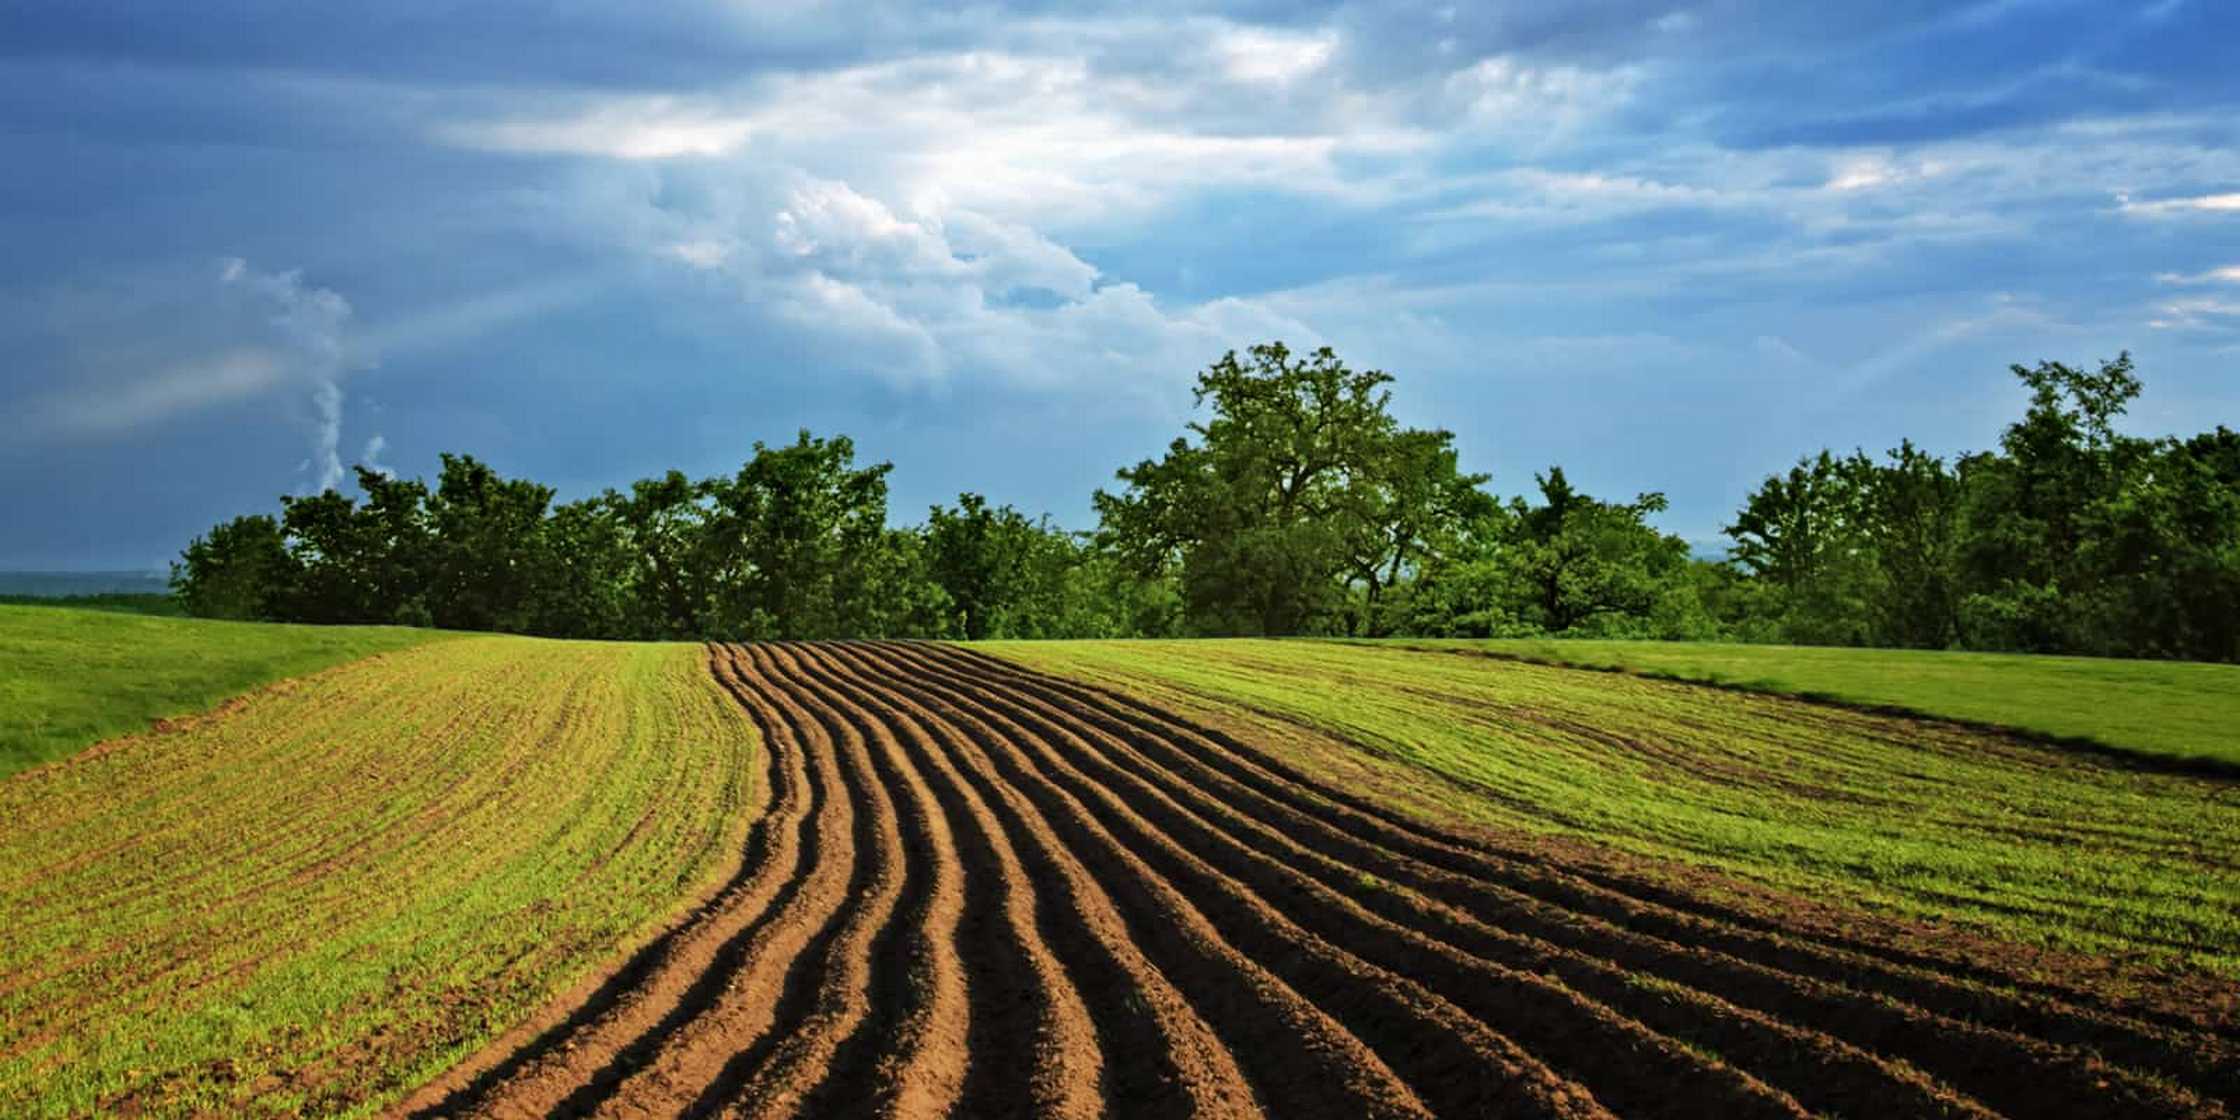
{"left": 274, "top": 470, "right": 435, "bottom": 625}
{"left": 1096, "top": 342, "right": 1488, "bottom": 636}
{"left": 611, "top": 470, "right": 715, "bottom": 639}
{"left": 1505, "top": 467, "right": 1693, "bottom": 634}
{"left": 924, "top": 493, "right": 1097, "bottom": 639}
{"left": 1958, "top": 354, "right": 2150, "bottom": 653}
{"left": 701, "top": 431, "right": 899, "bottom": 639}
{"left": 1857, "top": 440, "right": 1963, "bottom": 648}
{"left": 426, "top": 454, "right": 556, "bottom": 633}
{"left": 172, "top": 514, "right": 297, "bottom": 620}
{"left": 1340, "top": 428, "right": 1498, "bottom": 636}
{"left": 531, "top": 496, "right": 638, "bottom": 639}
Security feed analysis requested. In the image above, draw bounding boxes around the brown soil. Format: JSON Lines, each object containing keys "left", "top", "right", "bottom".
{"left": 394, "top": 641, "right": 2237, "bottom": 1120}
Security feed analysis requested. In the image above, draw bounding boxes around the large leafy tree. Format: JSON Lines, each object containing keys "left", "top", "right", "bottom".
{"left": 610, "top": 470, "right": 716, "bottom": 639}
{"left": 274, "top": 468, "right": 434, "bottom": 625}
{"left": 171, "top": 514, "right": 298, "bottom": 621}
{"left": 532, "top": 496, "right": 638, "bottom": 639}
{"left": 426, "top": 454, "right": 556, "bottom": 633}
{"left": 1506, "top": 467, "right": 1693, "bottom": 634}
{"left": 700, "top": 431, "right": 901, "bottom": 639}
{"left": 1958, "top": 354, "right": 2152, "bottom": 653}
{"left": 1858, "top": 440, "right": 1964, "bottom": 648}
{"left": 1096, "top": 343, "right": 1487, "bottom": 636}
{"left": 925, "top": 493, "right": 1062, "bottom": 639}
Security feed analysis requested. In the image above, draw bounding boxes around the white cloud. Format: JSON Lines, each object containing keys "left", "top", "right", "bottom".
{"left": 439, "top": 96, "right": 755, "bottom": 159}
{"left": 1440, "top": 56, "right": 1639, "bottom": 141}
{"left": 2148, "top": 296, "right": 2240, "bottom": 331}
{"left": 360, "top": 434, "right": 394, "bottom": 478}
{"left": 2155, "top": 265, "right": 2240, "bottom": 285}
{"left": 14, "top": 260, "right": 363, "bottom": 491}
{"left": 2116, "top": 191, "right": 2240, "bottom": 216}
{"left": 525, "top": 160, "right": 1316, "bottom": 398}
{"left": 214, "top": 258, "right": 362, "bottom": 492}
{"left": 6, "top": 259, "right": 592, "bottom": 492}
{"left": 436, "top": 45, "right": 1445, "bottom": 230}
{"left": 1822, "top": 153, "right": 1947, "bottom": 192}
{"left": 1213, "top": 26, "right": 1337, "bottom": 86}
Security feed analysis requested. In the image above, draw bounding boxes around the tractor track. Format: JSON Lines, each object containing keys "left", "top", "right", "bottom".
{"left": 395, "top": 640, "right": 2236, "bottom": 1120}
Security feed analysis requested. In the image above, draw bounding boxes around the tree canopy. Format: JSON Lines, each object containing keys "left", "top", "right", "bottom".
{"left": 173, "top": 345, "right": 2240, "bottom": 661}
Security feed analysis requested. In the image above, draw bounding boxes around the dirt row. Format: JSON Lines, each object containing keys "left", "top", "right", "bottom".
{"left": 395, "top": 641, "right": 2236, "bottom": 1119}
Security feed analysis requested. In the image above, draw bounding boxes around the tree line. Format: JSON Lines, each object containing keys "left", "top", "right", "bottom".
{"left": 173, "top": 343, "right": 2240, "bottom": 661}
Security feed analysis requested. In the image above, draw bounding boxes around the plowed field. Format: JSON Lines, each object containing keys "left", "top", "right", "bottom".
{"left": 403, "top": 641, "right": 2238, "bottom": 1120}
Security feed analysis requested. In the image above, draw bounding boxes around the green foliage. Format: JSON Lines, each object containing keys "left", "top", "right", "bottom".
{"left": 700, "top": 431, "right": 901, "bottom": 638}
{"left": 171, "top": 514, "right": 296, "bottom": 620}
{"left": 1500, "top": 468, "right": 1696, "bottom": 635}
{"left": 426, "top": 453, "right": 556, "bottom": 633}
{"left": 1718, "top": 353, "right": 2240, "bottom": 661}
{"left": 0, "top": 604, "right": 447, "bottom": 777}
{"left": 1095, "top": 342, "right": 1495, "bottom": 636}
{"left": 166, "top": 343, "right": 2239, "bottom": 659}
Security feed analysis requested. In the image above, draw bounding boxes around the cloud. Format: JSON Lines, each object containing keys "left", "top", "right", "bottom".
{"left": 25, "top": 348, "right": 291, "bottom": 436}
{"left": 2116, "top": 190, "right": 2240, "bottom": 216}
{"left": 434, "top": 42, "right": 1451, "bottom": 230}
{"left": 360, "top": 434, "right": 395, "bottom": 478}
{"left": 2155, "top": 265, "right": 2240, "bottom": 285}
{"left": 214, "top": 258, "right": 363, "bottom": 492}
{"left": 610, "top": 168, "right": 1309, "bottom": 395}
{"left": 11, "top": 260, "right": 363, "bottom": 488}
{"left": 437, "top": 96, "right": 757, "bottom": 160}
{"left": 2148, "top": 296, "right": 2240, "bottom": 332}
{"left": 1212, "top": 26, "right": 1338, "bottom": 87}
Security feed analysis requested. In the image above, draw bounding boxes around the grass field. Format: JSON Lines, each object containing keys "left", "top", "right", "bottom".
{"left": 1352, "top": 638, "right": 2240, "bottom": 769}
{"left": 0, "top": 636, "right": 758, "bottom": 1118}
{"left": 0, "top": 604, "right": 446, "bottom": 780}
{"left": 990, "top": 639, "right": 2240, "bottom": 970}
{"left": 0, "top": 593, "right": 182, "bottom": 617}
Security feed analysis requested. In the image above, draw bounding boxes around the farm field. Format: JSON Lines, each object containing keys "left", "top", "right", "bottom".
{"left": 0, "top": 603, "right": 448, "bottom": 779}
{"left": 4, "top": 626, "right": 2237, "bottom": 1118}
{"left": 994, "top": 640, "right": 2240, "bottom": 969}
{"left": 0, "top": 636, "right": 757, "bottom": 1118}
{"left": 1352, "top": 637, "right": 2240, "bottom": 769}
{"left": 414, "top": 641, "right": 2235, "bottom": 1120}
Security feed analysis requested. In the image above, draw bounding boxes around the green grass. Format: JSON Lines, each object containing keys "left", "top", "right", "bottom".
{"left": 0, "top": 593, "right": 183, "bottom": 617}
{"left": 1349, "top": 638, "right": 2240, "bottom": 770}
{"left": 0, "top": 636, "right": 758, "bottom": 1118}
{"left": 987, "top": 639, "right": 2240, "bottom": 971}
{"left": 0, "top": 605, "right": 449, "bottom": 779}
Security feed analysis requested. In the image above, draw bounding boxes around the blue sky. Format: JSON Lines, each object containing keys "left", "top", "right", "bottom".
{"left": 3, "top": 0, "right": 2236, "bottom": 569}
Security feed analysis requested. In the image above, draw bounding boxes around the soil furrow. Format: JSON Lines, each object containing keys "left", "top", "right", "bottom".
{"left": 776, "top": 654, "right": 1262, "bottom": 1119}
{"left": 908, "top": 641, "right": 2240, "bottom": 1107}
{"left": 768, "top": 646, "right": 1449, "bottom": 1120}
{"left": 868, "top": 642, "right": 2014, "bottom": 1119}
{"left": 768, "top": 646, "right": 1106, "bottom": 1118}
{"left": 747, "top": 641, "right": 971, "bottom": 1119}
{"left": 837, "top": 640, "right": 1818, "bottom": 1120}
{"left": 795, "top": 642, "right": 1607, "bottom": 1120}
{"left": 674, "top": 642, "right": 919, "bottom": 1120}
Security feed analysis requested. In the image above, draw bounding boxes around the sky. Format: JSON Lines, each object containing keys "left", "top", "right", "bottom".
{"left": 2, "top": 0, "right": 2236, "bottom": 570}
